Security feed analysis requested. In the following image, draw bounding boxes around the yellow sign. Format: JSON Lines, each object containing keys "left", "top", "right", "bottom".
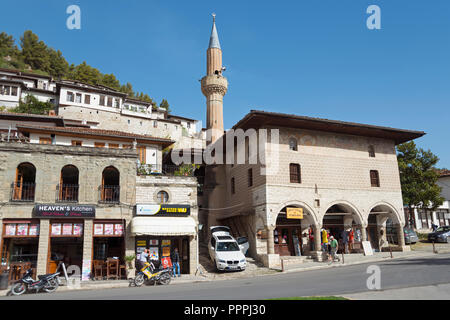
{"left": 287, "top": 207, "right": 303, "bottom": 219}
{"left": 136, "top": 240, "right": 146, "bottom": 247}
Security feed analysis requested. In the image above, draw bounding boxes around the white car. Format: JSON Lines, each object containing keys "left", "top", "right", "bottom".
{"left": 208, "top": 227, "right": 246, "bottom": 271}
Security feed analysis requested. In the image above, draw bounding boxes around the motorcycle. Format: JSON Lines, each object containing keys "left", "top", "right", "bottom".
{"left": 10, "top": 269, "right": 60, "bottom": 296}
{"left": 134, "top": 261, "right": 172, "bottom": 287}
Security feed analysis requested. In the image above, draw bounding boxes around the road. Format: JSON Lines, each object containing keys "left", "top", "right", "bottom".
{"left": 2, "top": 253, "right": 450, "bottom": 300}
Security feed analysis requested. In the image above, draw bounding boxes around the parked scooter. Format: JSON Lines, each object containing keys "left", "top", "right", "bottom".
{"left": 10, "top": 269, "right": 60, "bottom": 296}
{"left": 134, "top": 261, "right": 171, "bottom": 287}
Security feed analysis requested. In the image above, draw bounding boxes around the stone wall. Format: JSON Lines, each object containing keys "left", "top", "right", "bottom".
{"left": 0, "top": 142, "right": 137, "bottom": 276}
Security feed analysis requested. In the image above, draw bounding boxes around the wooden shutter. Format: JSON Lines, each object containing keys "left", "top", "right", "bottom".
{"left": 289, "top": 164, "right": 301, "bottom": 183}
{"left": 137, "top": 146, "right": 146, "bottom": 164}
{"left": 370, "top": 170, "right": 380, "bottom": 187}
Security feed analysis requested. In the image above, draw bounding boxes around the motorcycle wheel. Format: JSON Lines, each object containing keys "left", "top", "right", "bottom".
{"left": 158, "top": 273, "right": 171, "bottom": 285}
{"left": 43, "top": 278, "right": 59, "bottom": 293}
{"left": 11, "top": 283, "right": 26, "bottom": 296}
{"left": 134, "top": 273, "right": 145, "bottom": 287}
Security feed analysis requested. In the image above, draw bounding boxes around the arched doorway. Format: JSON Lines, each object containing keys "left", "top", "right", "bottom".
{"left": 100, "top": 166, "right": 120, "bottom": 203}
{"left": 274, "top": 205, "right": 315, "bottom": 257}
{"left": 368, "top": 204, "right": 402, "bottom": 251}
{"left": 59, "top": 165, "right": 79, "bottom": 202}
{"left": 322, "top": 203, "right": 363, "bottom": 254}
{"left": 13, "top": 162, "right": 36, "bottom": 201}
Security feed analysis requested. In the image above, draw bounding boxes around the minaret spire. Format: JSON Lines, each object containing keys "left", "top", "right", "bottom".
{"left": 209, "top": 13, "right": 221, "bottom": 49}
{"left": 201, "top": 14, "right": 228, "bottom": 144}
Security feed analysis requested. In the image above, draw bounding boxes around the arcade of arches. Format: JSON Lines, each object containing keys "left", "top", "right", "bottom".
{"left": 266, "top": 203, "right": 406, "bottom": 259}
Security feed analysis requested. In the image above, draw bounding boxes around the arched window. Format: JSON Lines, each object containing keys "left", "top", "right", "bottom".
{"left": 289, "top": 138, "right": 298, "bottom": 151}
{"left": 101, "top": 166, "right": 120, "bottom": 203}
{"left": 157, "top": 191, "right": 169, "bottom": 204}
{"left": 13, "top": 162, "right": 36, "bottom": 201}
{"left": 59, "top": 165, "right": 79, "bottom": 202}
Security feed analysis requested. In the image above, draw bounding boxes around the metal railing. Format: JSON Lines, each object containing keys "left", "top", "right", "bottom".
{"left": 99, "top": 185, "right": 120, "bottom": 203}
{"left": 137, "top": 164, "right": 199, "bottom": 177}
{"left": 56, "top": 184, "right": 79, "bottom": 202}
{"left": 11, "top": 182, "right": 35, "bottom": 202}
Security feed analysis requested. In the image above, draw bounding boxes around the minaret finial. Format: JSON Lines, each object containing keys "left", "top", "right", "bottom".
{"left": 208, "top": 13, "right": 221, "bottom": 49}
{"left": 212, "top": 12, "right": 216, "bottom": 23}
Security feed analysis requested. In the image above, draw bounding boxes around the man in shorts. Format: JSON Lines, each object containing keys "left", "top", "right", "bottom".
{"left": 329, "top": 236, "right": 340, "bottom": 263}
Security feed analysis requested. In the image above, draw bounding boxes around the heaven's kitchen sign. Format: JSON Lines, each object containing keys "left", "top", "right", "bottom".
{"left": 136, "top": 204, "right": 190, "bottom": 217}
{"left": 34, "top": 204, "right": 95, "bottom": 218}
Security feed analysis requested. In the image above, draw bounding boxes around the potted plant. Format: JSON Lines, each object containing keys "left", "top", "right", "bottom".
{"left": 124, "top": 254, "right": 136, "bottom": 279}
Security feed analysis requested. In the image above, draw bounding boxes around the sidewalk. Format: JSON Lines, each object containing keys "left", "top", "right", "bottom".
{"left": 0, "top": 274, "right": 210, "bottom": 296}
{"left": 342, "top": 283, "right": 450, "bottom": 300}
{"left": 281, "top": 249, "right": 448, "bottom": 274}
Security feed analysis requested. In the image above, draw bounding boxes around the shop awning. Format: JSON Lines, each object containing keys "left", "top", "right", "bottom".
{"left": 130, "top": 217, "right": 197, "bottom": 236}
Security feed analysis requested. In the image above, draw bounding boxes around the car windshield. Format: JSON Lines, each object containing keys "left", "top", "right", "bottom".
{"left": 436, "top": 226, "right": 450, "bottom": 232}
{"left": 216, "top": 242, "right": 240, "bottom": 252}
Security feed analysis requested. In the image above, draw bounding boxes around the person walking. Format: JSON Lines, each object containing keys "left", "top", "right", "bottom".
{"left": 329, "top": 236, "right": 339, "bottom": 264}
{"left": 171, "top": 248, "right": 181, "bottom": 278}
{"left": 309, "top": 227, "right": 315, "bottom": 251}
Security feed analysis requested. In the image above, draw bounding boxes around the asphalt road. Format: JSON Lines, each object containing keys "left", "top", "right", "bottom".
{"left": 2, "top": 253, "right": 450, "bottom": 300}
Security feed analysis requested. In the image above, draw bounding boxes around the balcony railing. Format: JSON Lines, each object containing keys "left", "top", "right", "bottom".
{"left": 56, "top": 184, "right": 79, "bottom": 202}
{"left": 99, "top": 185, "right": 120, "bottom": 204}
{"left": 137, "top": 164, "right": 199, "bottom": 177}
{"left": 11, "top": 182, "right": 35, "bottom": 202}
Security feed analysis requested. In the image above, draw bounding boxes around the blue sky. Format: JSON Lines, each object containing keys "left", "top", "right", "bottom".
{"left": 1, "top": 0, "right": 449, "bottom": 167}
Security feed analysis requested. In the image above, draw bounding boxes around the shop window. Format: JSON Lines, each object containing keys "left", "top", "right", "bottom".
{"left": 58, "top": 165, "right": 79, "bottom": 202}
{"left": 100, "top": 166, "right": 120, "bottom": 203}
{"left": 157, "top": 191, "right": 169, "bottom": 204}
{"left": 12, "top": 163, "right": 36, "bottom": 201}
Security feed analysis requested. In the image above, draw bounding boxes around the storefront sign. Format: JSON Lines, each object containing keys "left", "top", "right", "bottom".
{"left": 136, "top": 204, "right": 190, "bottom": 217}
{"left": 34, "top": 204, "right": 95, "bottom": 218}
{"left": 82, "top": 259, "right": 91, "bottom": 281}
{"left": 287, "top": 207, "right": 303, "bottom": 219}
{"left": 149, "top": 247, "right": 159, "bottom": 260}
{"left": 2, "top": 223, "right": 39, "bottom": 237}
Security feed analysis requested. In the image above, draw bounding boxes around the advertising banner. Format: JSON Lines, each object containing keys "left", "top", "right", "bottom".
{"left": 136, "top": 204, "right": 190, "bottom": 217}
{"left": 287, "top": 207, "right": 303, "bottom": 219}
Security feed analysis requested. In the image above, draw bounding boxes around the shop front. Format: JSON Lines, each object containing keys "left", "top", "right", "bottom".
{"left": 131, "top": 204, "right": 197, "bottom": 274}
{"left": 274, "top": 207, "right": 303, "bottom": 256}
{"left": 32, "top": 204, "right": 95, "bottom": 276}
{"left": 1, "top": 220, "right": 40, "bottom": 281}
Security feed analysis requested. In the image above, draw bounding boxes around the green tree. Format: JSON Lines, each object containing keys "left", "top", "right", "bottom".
{"left": 47, "top": 48, "right": 69, "bottom": 79}
{"left": 68, "top": 61, "right": 102, "bottom": 85}
{"left": 11, "top": 95, "right": 54, "bottom": 115}
{"left": 20, "top": 30, "right": 50, "bottom": 72}
{"left": 0, "top": 32, "right": 18, "bottom": 58}
{"left": 159, "top": 99, "right": 170, "bottom": 113}
{"left": 101, "top": 73, "right": 121, "bottom": 90}
{"left": 397, "top": 141, "right": 444, "bottom": 227}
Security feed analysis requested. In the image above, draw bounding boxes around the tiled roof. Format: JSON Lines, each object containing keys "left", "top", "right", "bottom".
{"left": 438, "top": 169, "right": 450, "bottom": 177}
{"left": 16, "top": 125, "right": 174, "bottom": 145}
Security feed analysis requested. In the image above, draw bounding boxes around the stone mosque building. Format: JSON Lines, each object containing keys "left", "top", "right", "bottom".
{"left": 199, "top": 15, "right": 425, "bottom": 268}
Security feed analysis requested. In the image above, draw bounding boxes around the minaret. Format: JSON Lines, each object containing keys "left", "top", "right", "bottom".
{"left": 201, "top": 13, "right": 228, "bottom": 145}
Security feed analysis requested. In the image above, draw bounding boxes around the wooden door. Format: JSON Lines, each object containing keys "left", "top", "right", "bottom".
{"left": 13, "top": 167, "right": 23, "bottom": 200}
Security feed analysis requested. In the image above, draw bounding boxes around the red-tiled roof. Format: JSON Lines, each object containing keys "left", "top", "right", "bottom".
{"left": 438, "top": 169, "right": 450, "bottom": 177}
{"left": 16, "top": 125, "right": 174, "bottom": 146}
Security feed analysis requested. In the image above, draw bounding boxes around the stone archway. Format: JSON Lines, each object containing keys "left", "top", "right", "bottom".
{"left": 367, "top": 202, "right": 405, "bottom": 251}
{"left": 321, "top": 201, "right": 364, "bottom": 254}
{"left": 266, "top": 201, "right": 319, "bottom": 258}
